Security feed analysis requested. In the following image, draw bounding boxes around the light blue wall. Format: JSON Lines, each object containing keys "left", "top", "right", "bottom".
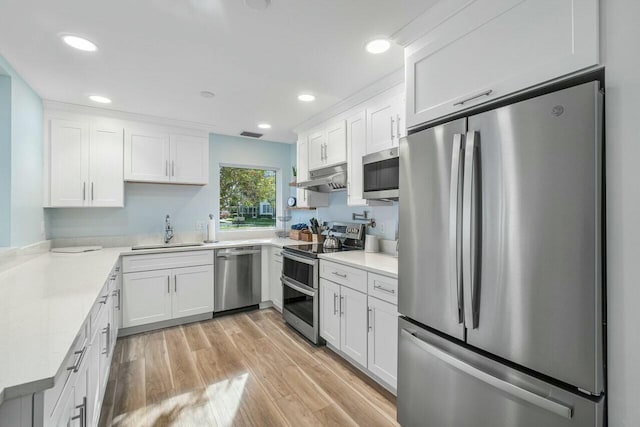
{"left": 0, "top": 74, "right": 11, "bottom": 246}
{"left": 45, "top": 133, "right": 295, "bottom": 238}
{"left": 0, "top": 55, "right": 44, "bottom": 247}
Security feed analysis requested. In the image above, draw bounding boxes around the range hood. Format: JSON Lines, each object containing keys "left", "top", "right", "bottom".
{"left": 297, "top": 164, "right": 347, "bottom": 193}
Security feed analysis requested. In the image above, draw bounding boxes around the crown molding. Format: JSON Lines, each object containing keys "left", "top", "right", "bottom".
{"left": 42, "top": 100, "right": 217, "bottom": 133}
{"left": 293, "top": 67, "right": 405, "bottom": 134}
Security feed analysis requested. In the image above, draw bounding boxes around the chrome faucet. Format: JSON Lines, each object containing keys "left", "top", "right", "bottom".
{"left": 164, "top": 214, "right": 174, "bottom": 244}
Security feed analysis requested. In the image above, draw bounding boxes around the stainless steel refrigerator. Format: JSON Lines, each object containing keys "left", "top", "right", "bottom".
{"left": 398, "top": 81, "right": 605, "bottom": 427}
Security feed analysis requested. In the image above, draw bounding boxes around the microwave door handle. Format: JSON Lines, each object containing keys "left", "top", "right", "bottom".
{"left": 462, "top": 131, "right": 480, "bottom": 328}
{"left": 448, "top": 133, "right": 464, "bottom": 324}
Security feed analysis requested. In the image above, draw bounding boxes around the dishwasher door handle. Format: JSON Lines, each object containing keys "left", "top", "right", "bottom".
{"left": 217, "top": 250, "right": 262, "bottom": 257}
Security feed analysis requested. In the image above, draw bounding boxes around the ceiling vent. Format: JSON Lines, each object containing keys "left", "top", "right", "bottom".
{"left": 240, "top": 131, "right": 263, "bottom": 138}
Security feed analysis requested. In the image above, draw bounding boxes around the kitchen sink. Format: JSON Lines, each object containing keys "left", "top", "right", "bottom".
{"left": 131, "top": 242, "right": 204, "bottom": 250}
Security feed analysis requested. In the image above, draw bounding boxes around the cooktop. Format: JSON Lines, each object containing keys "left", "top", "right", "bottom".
{"left": 283, "top": 243, "right": 362, "bottom": 258}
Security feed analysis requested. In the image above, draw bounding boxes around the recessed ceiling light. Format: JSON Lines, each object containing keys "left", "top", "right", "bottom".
{"left": 365, "top": 38, "right": 391, "bottom": 54}
{"left": 258, "top": 123, "right": 271, "bottom": 129}
{"left": 61, "top": 35, "right": 98, "bottom": 52}
{"left": 200, "top": 91, "right": 215, "bottom": 98}
{"left": 88, "top": 95, "right": 111, "bottom": 104}
{"left": 298, "top": 94, "right": 316, "bottom": 102}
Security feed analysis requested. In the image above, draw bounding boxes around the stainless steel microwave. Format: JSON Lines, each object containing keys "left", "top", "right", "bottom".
{"left": 363, "top": 147, "right": 399, "bottom": 200}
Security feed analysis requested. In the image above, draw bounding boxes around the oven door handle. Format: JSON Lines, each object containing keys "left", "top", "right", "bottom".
{"left": 282, "top": 251, "right": 318, "bottom": 266}
{"left": 282, "top": 277, "right": 316, "bottom": 297}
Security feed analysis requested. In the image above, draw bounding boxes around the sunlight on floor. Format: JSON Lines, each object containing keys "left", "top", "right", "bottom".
{"left": 112, "top": 373, "right": 249, "bottom": 427}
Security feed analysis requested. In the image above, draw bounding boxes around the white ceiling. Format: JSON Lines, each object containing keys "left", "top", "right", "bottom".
{"left": 0, "top": 0, "right": 436, "bottom": 142}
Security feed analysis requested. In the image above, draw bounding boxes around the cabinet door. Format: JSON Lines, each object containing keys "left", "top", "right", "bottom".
{"left": 391, "top": 92, "right": 406, "bottom": 145}
{"left": 50, "top": 119, "right": 89, "bottom": 207}
{"left": 124, "top": 129, "right": 170, "bottom": 182}
{"left": 171, "top": 265, "right": 214, "bottom": 319}
{"left": 325, "top": 120, "right": 346, "bottom": 167}
{"left": 86, "top": 332, "right": 101, "bottom": 427}
{"left": 347, "top": 111, "right": 367, "bottom": 206}
{"left": 122, "top": 270, "right": 172, "bottom": 327}
{"left": 340, "top": 286, "right": 368, "bottom": 368}
{"left": 89, "top": 126, "right": 124, "bottom": 207}
{"left": 73, "top": 356, "right": 89, "bottom": 427}
{"left": 406, "top": 0, "right": 599, "bottom": 127}
{"left": 297, "top": 138, "right": 310, "bottom": 208}
{"left": 270, "top": 248, "right": 283, "bottom": 310}
{"left": 367, "top": 296, "right": 398, "bottom": 389}
{"left": 320, "top": 279, "right": 341, "bottom": 348}
{"left": 308, "top": 129, "right": 327, "bottom": 171}
{"left": 366, "top": 98, "right": 395, "bottom": 155}
{"left": 169, "top": 135, "right": 209, "bottom": 184}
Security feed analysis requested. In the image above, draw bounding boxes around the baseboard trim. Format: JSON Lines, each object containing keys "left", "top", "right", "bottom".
{"left": 118, "top": 312, "right": 213, "bottom": 337}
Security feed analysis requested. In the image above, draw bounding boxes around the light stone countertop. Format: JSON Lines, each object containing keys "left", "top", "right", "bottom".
{"left": 0, "top": 247, "right": 127, "bottom": 405}
{"left": 317, "top": 250, "right": 398, "bottom": 278}
{"left": 0, "top": 237, "right": 307, "bottom": 405}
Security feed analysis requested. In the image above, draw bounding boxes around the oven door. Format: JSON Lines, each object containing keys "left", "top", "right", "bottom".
{"left": 282, "top": 251, "right": 318, "bottom": 289}
{"left": 282, "top": 277, "right": 320, "bottom": 343}
{"left": 363, "top": 148, "right": 399, "bottom": 200}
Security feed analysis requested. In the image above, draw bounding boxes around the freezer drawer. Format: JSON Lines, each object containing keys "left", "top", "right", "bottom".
{"left": 397, "top": 318, "right": 604, "bottom": 427}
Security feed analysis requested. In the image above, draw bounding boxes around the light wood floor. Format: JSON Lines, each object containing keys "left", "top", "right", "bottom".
{"left": 99, "top": 308, "right": 398, "bottom": 427}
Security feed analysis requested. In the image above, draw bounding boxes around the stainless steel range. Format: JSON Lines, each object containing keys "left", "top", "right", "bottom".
{"left": 281, "top": 222, "right": 365, "bottom": 344}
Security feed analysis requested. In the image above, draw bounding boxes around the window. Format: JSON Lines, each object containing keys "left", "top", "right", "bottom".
{"left": 219, "top": 166, "right": 277, "bottom": 229}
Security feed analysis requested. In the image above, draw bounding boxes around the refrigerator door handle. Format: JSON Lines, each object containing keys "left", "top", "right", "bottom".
{"left": 448, "top": 133, "right": 464, "bottom": 324}
{"left": 400, "top": 329, "right": 573, "bottom": 420}
{"left": 462, "top": 131, "right": 479, "bottom": 328}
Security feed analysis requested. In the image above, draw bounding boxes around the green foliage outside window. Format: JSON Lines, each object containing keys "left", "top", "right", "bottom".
{"left": 220, "top": 167, "right": 276, "bottom": 229}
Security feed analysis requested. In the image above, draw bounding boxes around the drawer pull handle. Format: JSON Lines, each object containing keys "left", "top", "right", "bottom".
{"left": 332, "top": 271, "right": 347, "bottom": 278}
{"left": 98, "top": 295, "right": 108, "bottom": 304}
{"left": 67, "top": 346, "right": 86, "bottom": 372}
{"left": 374, "top": 283, "right": 396, "bottom": 294}
{"left": 454, "top": 90, "right": 493, "bottom": 107}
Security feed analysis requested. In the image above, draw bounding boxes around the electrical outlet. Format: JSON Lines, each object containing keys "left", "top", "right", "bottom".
{"left": 378, "top": 222, "right": 385, "bottom": 235}
{"left": 196, "top": 221, "right": 206, "bottom": 231}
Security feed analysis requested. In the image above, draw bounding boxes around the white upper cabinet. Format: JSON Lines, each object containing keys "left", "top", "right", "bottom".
{"left": 296, "top": 134, "right": 329, "bottom": 208}
{"left": 347, "top": 111, "right": 366, "bottom": 206}
{"left": 50, "top": 119, "right": 89, "bottom": 207}
{"left": 49, "top": 119, "right": 124, "bottom": 207}
{"left": 89, "top": 126, "right": 124, "bottom": 207}
{"left": 124, "top": 129, "right": 209, "bottom": 185}
{"left": 324, "top": 119, "right": 347, "bottom": 167}
{"left": 169, "top": 135, "right": 209, "bottom": 185}
{"left": 308, "top": 120, "right": 347, "bottom": 171}
{"left": 366, "top": 91, "right": 404, "bottom": 155}
{"left": 124, "top": 128, "right": 171, "bottom": 183}
{"left": 406, "top": 0, "right": 599, "bottom": 128}
{"left": 308, "top": 129, "right": 327, "bottom": 171}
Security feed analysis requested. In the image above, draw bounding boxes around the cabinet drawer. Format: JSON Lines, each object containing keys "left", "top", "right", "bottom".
{"left": 320, "top": 260, "right": 367, "bottom": 293}
{"left": 43, "top": 321, "right": 88, "bottom": 419}
{"left": 123, "top": 250, "right": 214, "bottom": 273}
{"left": 368, "top": 273, "right": 398, "bottom": 305}
{"left": 89, "top": 281, "right": 111, "bottom": 340}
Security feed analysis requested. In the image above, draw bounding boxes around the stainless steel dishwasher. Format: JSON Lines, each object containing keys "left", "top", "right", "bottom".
{"left": 214, "top": 246, "right": 262, "bottom": 312}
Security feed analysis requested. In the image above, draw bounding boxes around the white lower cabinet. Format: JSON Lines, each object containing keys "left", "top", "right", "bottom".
{"left": 339, "top": 286, "right": 368, "bottom": 368}
{"left": 270, "top": 248, "right": 283, "bottom": 310}
{"left": 172, "top": 265, "right": 215, "bottom": 318}
{"left": 320, "top": 278, "right": 341, "bottom": 347}
{"left": 123, "top": 269, "right": 173, "bottom": 327}
{"left": 320, "top": 260, "right": 398, "bottom": 392}
{"left": 367, "top": 296, "right": 398, "bottom": 388}
{"left": 122, "top": 251, "right": 215, "bottom": 329}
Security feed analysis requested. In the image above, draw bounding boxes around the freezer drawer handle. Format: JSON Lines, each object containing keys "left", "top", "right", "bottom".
{"left": 401, "top": 329, "right": 573, "bottom": 419}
